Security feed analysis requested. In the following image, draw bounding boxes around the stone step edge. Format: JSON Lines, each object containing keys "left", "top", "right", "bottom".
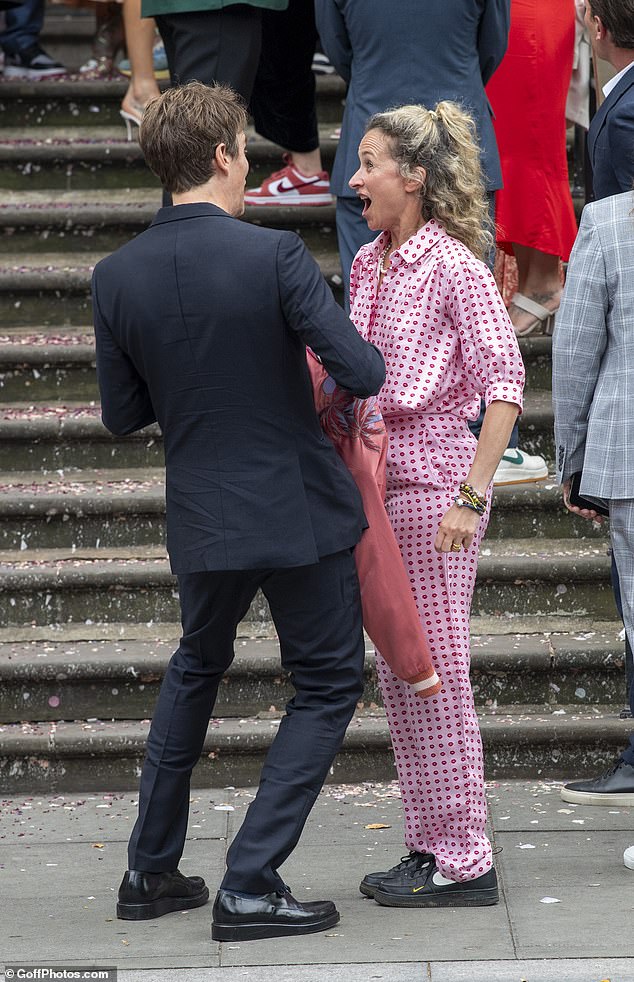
{"left": 0, "top": 342, "right": 95, "bottom": 363}
{"left": 0, "top": 200, "right": 335, "bottom": 228}
{"left": 0, "top": 615, "right": 622, "bottom": 644}
{"left": 0, "top": 634, "right": 625, "bottom": 683}
{"left": 0, "top": 75, "right": 345, "bottom": 100}
{"left": 0, "top": 545, "right": 612, "bottom": 590}
{"left": 1, "top": 710, "right": 630, "bottom": 757}
{"left": 0, "top": 482, "right": 565, "bottom": 516}
{"left": 0, "top": 125, "right": 341, "bottom": 160}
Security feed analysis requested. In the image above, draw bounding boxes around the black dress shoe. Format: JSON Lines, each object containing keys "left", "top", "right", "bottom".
{"left": 561, "top": 760, "right": 634, "bottom": 806}
{"left": 373, "top": 863, "right": 499, "bottom": 908}
{"left": 359, "top": 851, "right": 434, "bottom": 897}
{"left": 211, "top": 888, "right": 339, "bottom": 942}
{"left": 117, "top": 869, "right": 209, "bottom": 920}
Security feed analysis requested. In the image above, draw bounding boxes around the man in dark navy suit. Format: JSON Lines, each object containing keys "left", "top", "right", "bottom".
{"left": 585, "top": 0, "right": 634, "bottom": 199}
{"left": 92, "top": 81, "right": 385, "bottom": 942}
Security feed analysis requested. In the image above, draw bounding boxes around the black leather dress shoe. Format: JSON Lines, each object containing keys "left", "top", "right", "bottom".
{"left": 360, "top": 851, "right": 434, "bottom": 897}
{"left": 373, "top": 863, "right": 499, "bottom": 908}
{"left": 211, "top": 888, "right": 339, "bottom": 942}
{"left": 561, "top": 760, "right": 634, "bottom": 806}
{"left": 117, "top": 869, "right": 209, "bottom": 920}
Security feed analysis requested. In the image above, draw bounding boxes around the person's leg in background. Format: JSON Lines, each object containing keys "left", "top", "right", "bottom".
{"left": 246, "top": 0, "right": 331, "bottom": 206}
{"left": 560, "top": 500, "right": 634, "bottom": 807}
{"left": 610, "top": 552, "right": 634, "bottom": 718}
{"left": 156, "top": 5, "right": 262, "bottom": 100}
{"left": 483, "top": 193, "right": 546, "bottom": 484}
{"left": 1, "top": 0, "right": 67, "bottom": 78}
{"left": 119, "top": 0, "right": 161, "bottom": 139}
{"left": 155, "top": 5, "right": 262, "bottom": 204}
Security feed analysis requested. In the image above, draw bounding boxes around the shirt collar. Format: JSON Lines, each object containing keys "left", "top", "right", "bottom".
{"left": 358, "top": 219, "right": 446, "bottom": 273}
{"left": 149, "top": 202, "right": 232, "bottom": 226}
{"left": 603, "top": 60, "right": 634, "bottom": 98}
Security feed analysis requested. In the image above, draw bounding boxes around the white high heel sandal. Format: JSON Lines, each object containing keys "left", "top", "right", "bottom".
{"left": 120, "top": 108, "right": 143, "bottom": 142}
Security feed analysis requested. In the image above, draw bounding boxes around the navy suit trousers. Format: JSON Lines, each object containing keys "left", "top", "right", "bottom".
{"left": 127, "top": 548, "right": 365, "bottom": 893}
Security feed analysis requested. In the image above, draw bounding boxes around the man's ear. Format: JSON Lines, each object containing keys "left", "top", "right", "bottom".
{"left": 593, "top": 14, "right": 607, "bottom": 40}
{"left": 214, "top": 142, "right": 231, "bottom": 176}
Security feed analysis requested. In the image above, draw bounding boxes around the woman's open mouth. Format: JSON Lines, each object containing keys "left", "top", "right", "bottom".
{"left": 358, "top": 193, "right": 371, "bottom": 217}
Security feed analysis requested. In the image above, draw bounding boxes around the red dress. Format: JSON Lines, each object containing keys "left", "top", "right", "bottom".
{"left": 486, "top": 0, "right": 578, "bottom": 261}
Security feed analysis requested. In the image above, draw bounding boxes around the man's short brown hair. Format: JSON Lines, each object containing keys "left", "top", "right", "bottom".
{"left": 589, "top": 0, "right": 634, "bottom": 48}
{"left": 139, "top": 81, "right": 248, "bottom": 194}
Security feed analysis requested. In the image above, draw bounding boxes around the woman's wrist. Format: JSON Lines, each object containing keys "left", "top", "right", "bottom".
{"left": 453, "top": 495, "right": 483, "bottom": 517}
{"left": 457, "top": 481, "right": 487, "bottom": 515}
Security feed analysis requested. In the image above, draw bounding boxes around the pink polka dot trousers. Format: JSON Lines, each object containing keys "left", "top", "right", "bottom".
{"left": 378, "top": 414, "right": 492, "bottom": 883}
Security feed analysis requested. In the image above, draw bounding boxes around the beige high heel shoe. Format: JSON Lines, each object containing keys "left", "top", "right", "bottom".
{"left": 510, "top": 292, "right": 559, "bottom": 337}
{"left": 120, "top": 105, "right": 144, "bottom": 142}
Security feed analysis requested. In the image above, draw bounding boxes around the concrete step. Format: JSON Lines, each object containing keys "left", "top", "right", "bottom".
{"left": 41, "top": 9, "right": 95, "bottom": 72}
{"left": 0, "top": 470, "right": 607, "bottom": 550}
{"left": 0, "top": 628, "right": 627, "bottom": 724}
{"left": 0, "top": 391, "right": 554, "bottom": 471}
{"left": 0, "top": 188, "right": 339, "bottom": 255}
{"left": 0, "top": 337, "right": 97, "bottom": 402}
{"left": 0, "top": 75, "right": 346, "bottom": 127}
{"left": 0, "top": 125, "right": 341, "bottom": 190}
{"left": 0, "top": 251, "right": 344, "bottom": 326}
{"left": 0, "top": 402, "right": 162, "bottom": 470}
{"left": 0, "top": 705, "right": 630, "bottom": 792}
{"left": 0, "top": 538, "right": 614, "bottom": 627}
{"left": 0, "top": 332, "right": 553, "bottom": 403}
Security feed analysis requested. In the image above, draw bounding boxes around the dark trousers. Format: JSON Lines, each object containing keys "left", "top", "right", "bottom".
{"left": 156, "top": 0, "right": 318, "bottom": 153}
{"left": 612, "top": 552, "right": 634, "bottom": 708}
{"left": 156, "top": 4, "right": 263, "bottom": 102}
{"left": 0, "top": 0, "right": 44, "bottom": 53}
{"left": 251, "top": 0, "right": 319, "bottom": 153}
{"left": 127, "top": 548, "right": 365, "bottom": 894}
{"left": 613, "top": 550, "right": 634, "bottom": 766}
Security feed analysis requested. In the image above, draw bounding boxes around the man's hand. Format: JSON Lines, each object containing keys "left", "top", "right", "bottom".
{"left": 562, "top": 479, "right": 605, "bottom": 524}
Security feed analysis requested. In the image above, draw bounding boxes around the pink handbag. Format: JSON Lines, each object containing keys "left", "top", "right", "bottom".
{"left": 307, "top": 350, "right": 441, "bottom": 699}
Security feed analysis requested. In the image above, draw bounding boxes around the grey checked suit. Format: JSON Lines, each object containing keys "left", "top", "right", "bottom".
{"left": 553, "top": 191, "right": 634, "bottom": 743}
{"left": 553, "top": 191, "right": 634, "bottom": 499}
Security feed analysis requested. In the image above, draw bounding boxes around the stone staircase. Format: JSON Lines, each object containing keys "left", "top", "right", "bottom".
{"left": 0, "top": 10, "right": 629, "bottom": 792}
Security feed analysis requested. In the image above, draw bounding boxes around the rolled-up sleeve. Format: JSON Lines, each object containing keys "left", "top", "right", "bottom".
{"left": 443, "top": 257, "right": 525, "bottom": 412}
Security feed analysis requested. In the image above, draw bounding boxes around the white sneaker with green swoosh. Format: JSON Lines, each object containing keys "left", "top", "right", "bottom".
{"left": 493, "top": 447, "right": 548, "bottom": 487}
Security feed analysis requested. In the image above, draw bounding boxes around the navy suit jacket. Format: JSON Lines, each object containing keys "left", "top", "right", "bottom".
{"left": 315, "top": 0, "right": 510, "bottom": 196}
{"left": 588, "top": 65, "right": 634, "bottom": 200}
{"left": 92, "top": 203, "right": 385, "bottom": 574}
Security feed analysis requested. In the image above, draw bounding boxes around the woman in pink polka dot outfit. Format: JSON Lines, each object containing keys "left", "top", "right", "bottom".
{"left": 348, "top": 102, "right": 524, "bottom": 907}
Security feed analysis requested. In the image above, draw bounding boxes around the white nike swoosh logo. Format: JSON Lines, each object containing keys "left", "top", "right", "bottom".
{"left": 432, "top": 871, "right": 457, "bottom": 887}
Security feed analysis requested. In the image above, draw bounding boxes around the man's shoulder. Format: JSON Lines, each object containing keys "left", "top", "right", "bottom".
{"left": 604, "top": 71, "right": 634, "bottom": 117}
{"left": 94, "top": 215, "right": 297, "bottom": 276}
{"left": 583, "top": 190, "right": 634, "bottom": 231}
